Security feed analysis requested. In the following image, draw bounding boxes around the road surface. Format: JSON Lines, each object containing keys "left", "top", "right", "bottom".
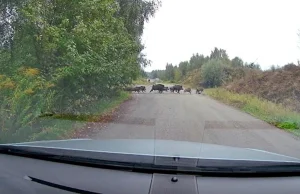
{"left": 95, "top": 86, "right": 300, "bottom": 158}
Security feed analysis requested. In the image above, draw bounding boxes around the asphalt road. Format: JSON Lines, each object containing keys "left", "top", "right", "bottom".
{"left": 95, "top": 85, "right": 300, "bottom": 158}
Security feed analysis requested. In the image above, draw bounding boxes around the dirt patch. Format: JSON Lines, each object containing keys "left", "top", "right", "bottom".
{"left": 69, "top": 96, "right": 134, "bottom": 139}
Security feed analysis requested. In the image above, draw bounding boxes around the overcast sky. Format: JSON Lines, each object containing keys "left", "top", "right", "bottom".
{"left": 142, "top": 0, "right": 300, "bottom": 71}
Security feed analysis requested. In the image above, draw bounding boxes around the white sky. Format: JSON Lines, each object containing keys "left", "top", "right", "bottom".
{"left": 142, "top": 0, "right": 300, "bottom": 71}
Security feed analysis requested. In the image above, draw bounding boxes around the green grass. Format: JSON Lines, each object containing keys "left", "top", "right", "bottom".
{"left": 132, "top": 77, "right": 151, "bottom": 85}
{"left": 205, "top": 88, "right": 300, "bottom": 136}
{"left": 28, "top": 92, "right": 131, "bottom": 142}
{"left": 162, "top": 80, "right": 176, "bottom": 84}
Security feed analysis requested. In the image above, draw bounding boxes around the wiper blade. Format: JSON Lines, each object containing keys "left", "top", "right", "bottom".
{"left": 0, "top": 145, "right": 62, "bottom": 158}
{"left": 2, "top": 145, "right": 300, "bottom": 177}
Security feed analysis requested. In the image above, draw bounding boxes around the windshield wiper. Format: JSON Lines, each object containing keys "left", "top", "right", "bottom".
{"left": 1, "top": 145, "right": 300, "bottom": 177}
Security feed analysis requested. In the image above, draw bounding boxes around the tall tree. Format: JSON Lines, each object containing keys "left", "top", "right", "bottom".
{"left": 0, "top": 0, "right": 160, "bottom": 111}
{"left": 231, "top": 57, "right": 244, "bottom": 67}
{"left": 210, "top": 47, "right": 230, "bottom": 64}
{"left": 178, "top": 61, "right": 189, "bottom": 77}
{"left": 189, "top": 53, "right": 208, "bottom": 70}
{"left": 116, "top": 0, "right": 161, "bottom": 67}
{"left": 201, "top": 59, "right": 225, "bottom": 87}
{"left": 165, "top": 63, "right": 175, "bottom": 81}
{"left": 174, "top": 67, "right": 182, "bottom": 82}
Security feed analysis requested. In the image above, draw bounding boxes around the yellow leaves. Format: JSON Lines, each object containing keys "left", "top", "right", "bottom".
{"left": 24, "top": 68, "right": 40, "bottom": 77}
{"left": 0, "top": 77, "right": 15, "bottom": 90}
{"left": 3, "top": 81, "right": 15, "bottom": 89}
{"left": 46, "top": 83, "right": 55, "bottom": 88}
{"left": 24, "top": 88, "right": 34, "bottom": 95}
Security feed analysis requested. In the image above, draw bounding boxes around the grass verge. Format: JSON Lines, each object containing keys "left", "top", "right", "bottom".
{"left": 28, "top": 92, "right": 131, "bottom": 142}
{"left": 205, "top": 88, "right": 300, "bottom": 136}
{"left": 133, "top": 77, "right": 151, "bottom": 85}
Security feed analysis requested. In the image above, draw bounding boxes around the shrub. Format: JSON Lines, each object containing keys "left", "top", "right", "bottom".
{"left": 0, "top": 69, "right": 56, "bottom": 143}
{"left": 201, "top": 59, "right": 225, "bottom": 87}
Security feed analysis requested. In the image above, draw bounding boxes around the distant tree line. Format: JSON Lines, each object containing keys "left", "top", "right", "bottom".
{"left": 150, "top": 47, "right": 261, "bottom": 87}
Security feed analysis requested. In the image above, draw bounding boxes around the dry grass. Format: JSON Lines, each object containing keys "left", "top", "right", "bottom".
{"left": 226, "top": 65, "right": 300, "bottom": 112}
{"left": 205, "top": 88, "right": 300, "bottom": 136}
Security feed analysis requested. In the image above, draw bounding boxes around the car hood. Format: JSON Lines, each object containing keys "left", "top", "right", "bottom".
{"left": 10, "top": 139, "right": 300, "bottom": 163}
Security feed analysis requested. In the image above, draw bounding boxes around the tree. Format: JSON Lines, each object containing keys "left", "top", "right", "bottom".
{"left": 201, "top": 59, "right": 225, "bottom": 87}
{"left": 210, "top": 47, "right": 229, "bottom": 61}
{"left": 189, "top": 53, "right": 207, "bottom": 70}
{"left": 0, "top": 0, "right": 160, "bottom": 112}
{"left": 231, "top": 57, "right": 244, "bottom": 67}
{"left": 165, "top": 63, "right": 175, "bottom": 81}
{"left": 151, "top": 70, "right": 158, "bottom": 79}
{"left": 0, "top": 0, "right": 161, "bottom": 143}
{"left": 116, "top": 0, "right": 161, "bottom": 68}
{"left": 178, "top": 61, "right": 189, "bottom": 77}
{"left": 150, "top": 69, "right": 165, "bottom": 80}
{"left": 174, "top": 67, "right": 182, "bottom": 82}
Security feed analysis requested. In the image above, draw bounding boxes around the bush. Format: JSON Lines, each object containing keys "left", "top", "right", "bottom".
{"left": 0, "top": 68, "right": 56, "bottom": 143}
{"left": 277, "top": 122, "right": 298, "bottom": 130}
{"left": 201, "top": 59, "right": 225, "bottom": 87}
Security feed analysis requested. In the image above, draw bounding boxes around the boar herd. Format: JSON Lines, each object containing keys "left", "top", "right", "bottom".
{"left": 125, "top": 84, "right": 204, "bottom": 94}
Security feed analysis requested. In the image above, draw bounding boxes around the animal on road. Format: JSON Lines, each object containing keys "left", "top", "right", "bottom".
{"left": 124, "top": 87, "right": 133, "bottom": 92}
{"left": 184, "top": 88, "right": 191, "bottom": 94}
{"left": 150, "top": 84, "right": 165, "bottom": 93}
{"left": 124, "top": 86, "right": 143, "bottom": 93}
{"left": 132, "top": 86, "right": 142, "bottom": 93}
{"left": 172, "top": 85, "right": 183, "bottom": 93}
{"left": 163, "top": 87, "right": 169, "bottom": 91}
{"left": 169, "top": 86, "right": 174, "bottom": 93}
{"left": 196, "top": 88, "right": 204, "bottom": 94}
{"left": 139, "top": 86, "right": 146, "bottom": 92}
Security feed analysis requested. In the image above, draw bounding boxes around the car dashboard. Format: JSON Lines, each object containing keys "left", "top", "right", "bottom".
{"left": 0, "top": 154, "right": 299, "bottom": 194}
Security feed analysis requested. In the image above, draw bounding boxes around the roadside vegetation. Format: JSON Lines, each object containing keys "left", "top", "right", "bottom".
{"left": 28, "top": 92, "right": 131, "bottom": 143}
{"left": 133, "top": 77, "right": 150, "bottom": 85}
{"left": 0, "top": 0, "right": 160, "bottom": 143}
{"left": 205, "top": 88, "right": 300, "bottom": 135}
{"left": 149, "top": 46, "right": 300, "bottom": 133}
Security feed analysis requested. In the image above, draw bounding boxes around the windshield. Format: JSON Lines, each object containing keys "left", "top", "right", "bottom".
{"left": 1, "top": 0, "right": 300, "bottom": 168}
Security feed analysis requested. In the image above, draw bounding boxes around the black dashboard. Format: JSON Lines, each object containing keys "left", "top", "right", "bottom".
{"left": 1, "top": 154, "right": 299, "bottom": 194}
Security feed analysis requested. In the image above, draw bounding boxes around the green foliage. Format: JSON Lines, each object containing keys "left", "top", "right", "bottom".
{"left": 150, "top": 69, "right": 165, "bottom": 80}
{"left": 231, "top": 57, "right": 244, "bottom": 67}
{"left": 174, "top": 68, "right": 182, "bottom": 82}
{"left": 189, "top": 53, "right": 208, "bottom": 70}
{"left": 0, "top": 69, "right": 56, "bottom": 143}
{"left": 29, "top": 91, "right": 131, "bottom": 142}
{"left": 210, "top": 47, "right": 230, "bottom": 64}
{"left": 0, "top": 0, "right": 159, "bottom": 143}
{"left": 201, "top": 59, "right": 225, "bottom": 87}
{"left": 277, "top": 122, "right": 298, "bottom": 130}
{"left": 182, "top": 69, "right": 202, "bottom": 87}
{"left": 116, "top": 0, "right": 160, "bottom": 68}
{"left": 178, "top": 61, "right": 189, "bottom": 76}
{"left": 165, "top": 63, "right": 175, "bottom": 81}
{"left": 151, "top": 48, "right": 248, "bottom": 88}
